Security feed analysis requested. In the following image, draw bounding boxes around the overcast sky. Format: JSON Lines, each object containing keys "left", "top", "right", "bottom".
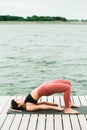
{"left": 0, "top": 0, "right": 87, "bottom": 20}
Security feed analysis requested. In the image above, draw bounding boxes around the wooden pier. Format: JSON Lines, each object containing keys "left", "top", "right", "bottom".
{"left": 0, "top": 95, "right": 87, "bottom": 130}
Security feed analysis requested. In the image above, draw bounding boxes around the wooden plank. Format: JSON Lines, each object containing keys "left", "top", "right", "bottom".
{"left": 54, "top": 96, "right": 61, "bottom": 106}
{"left": 28, "top": 114, "right": 38, "bottom": 130}
{"left": 0, "top": 96, "right": 10, "bottom": 113}
{"left": 47, "top": 96, "right": 53, "bottom": 102}
{"left": 0, "top": 96, "right": 4, "bottom": 103}
{"left": 72, "top": 96, "right": 81, "bottom": 106}
{"left": 86, "top": 115, "right": 87, "bottom": 121}
{"left": 55, "top": 115, "right": 62, "bottom": 130}
{"left": 2, "top": 96, "right": 11, "bottom": 114}
{"left": 46, "top": 115, "right": 54, "bottom": 130}
{"left": 36, "top": 115, "right": 45, "bottom": 130}
{"left": 62, "top": 115, "right": 72, "bottom": 130}
{"left": 2, "top": 96, "right": 16, "bottom": 114}
{"left": 1, "top": 114, "right": 14, "bottom": 130}
{"left": 16, "top": 96, "right": 23, "bottom": 100}
{"left": 78, "top": 115, "right": 87, "bottom": 130}
{"left": 79, "top": 96, "right": 87, "bottom": 105}
{"left": 41, "top": 96, "right": 47, "bottom": 102}
{"left": 19, "top": 114, "right": 30, "bottom": 130}
{"left": 0, "top": 96, "right": 87, "bottom": 130}
{"left": 10, "top": 114, "right": 22, "bottom": 130}
{"left": 70, "top": 115, "right": 80, "bottom": 130}
{"left": 0, "top": 114, "right": 7, "bottom": 129}
{"left": 85, "top": 95, "right": 87, "bottom": 100}
{"left": 60, "top": 96, "right": 65, "bottom": 107}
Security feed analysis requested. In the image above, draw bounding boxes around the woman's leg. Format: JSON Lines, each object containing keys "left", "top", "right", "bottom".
{"left": 51, "top": 79, "right": 71, "bottom": 86}
{"left": 45, "top": 82, "right": 72, "bottom": 108}
{"left": 58, "top": 84, "right": 79, "bottom": 114}
{"left": 63, "top": 84, "right": 72, "bottom": 108}
{"left": 46, "top": 82, "right": 79, "bottom": 114}
{"left": 54, "top": 83, "right": 72, "bottom": 108}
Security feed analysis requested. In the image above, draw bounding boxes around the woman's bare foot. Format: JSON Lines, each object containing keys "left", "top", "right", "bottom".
{"left": 65, "top": 108, "right": 79, "bottom": 114}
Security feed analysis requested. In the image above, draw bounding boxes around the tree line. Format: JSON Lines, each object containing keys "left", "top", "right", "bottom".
{"left": 0, "top": 15, "right": 67, "bottom": 21}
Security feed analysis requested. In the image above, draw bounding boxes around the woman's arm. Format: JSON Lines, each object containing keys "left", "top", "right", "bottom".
{"left": 37, "top": 101, "right": 58, "bottom": 106}
{"left": 26, "top": 103, "right": 63, "bottom": 111}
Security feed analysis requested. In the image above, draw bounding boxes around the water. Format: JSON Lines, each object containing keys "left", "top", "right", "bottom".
{"left": 0, "top": 23, "right": 87, "bottom": 96}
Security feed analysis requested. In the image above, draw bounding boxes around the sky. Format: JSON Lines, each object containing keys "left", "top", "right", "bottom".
{"left": 0, "top": 0, "right": 87, "bottom": 20}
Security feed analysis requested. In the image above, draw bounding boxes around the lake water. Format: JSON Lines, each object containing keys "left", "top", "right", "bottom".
{"left": 0, "top": 23, "right": 87, "bottom": 96}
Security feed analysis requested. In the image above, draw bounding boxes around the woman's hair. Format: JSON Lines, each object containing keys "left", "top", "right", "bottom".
{"left": 11, "top": 99, "right": 24, "bottom": 110}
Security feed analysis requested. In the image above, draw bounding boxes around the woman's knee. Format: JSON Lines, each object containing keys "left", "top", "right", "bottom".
{"left": 65, "top": 80, "right": 72, "bottom": 86}
{"left": 66, "top": 84, "right": 71, "bottom": 91}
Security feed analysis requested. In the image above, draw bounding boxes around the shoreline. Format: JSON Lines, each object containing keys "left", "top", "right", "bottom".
{"left": 0, "top": 21, "right": 87, "bottom": 25}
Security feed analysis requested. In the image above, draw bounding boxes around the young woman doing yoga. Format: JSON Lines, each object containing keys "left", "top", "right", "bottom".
{"left": 11, "top": 79, "right": 79, "bottom": 114}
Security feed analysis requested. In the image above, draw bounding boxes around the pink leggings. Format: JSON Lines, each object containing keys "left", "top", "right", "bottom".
{"left": 38, "top": 80, "right": 72, "bottom": 108}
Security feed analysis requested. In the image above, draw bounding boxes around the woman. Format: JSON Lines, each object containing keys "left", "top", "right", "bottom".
{"left": 11, "top": 79, "right": 79, "bottom": 114}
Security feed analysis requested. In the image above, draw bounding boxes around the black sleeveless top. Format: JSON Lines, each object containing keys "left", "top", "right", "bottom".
{"left": 24, "top": 94, "right": 37, "bottom": 104}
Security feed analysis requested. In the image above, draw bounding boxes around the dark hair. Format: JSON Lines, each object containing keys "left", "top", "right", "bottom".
{"left": 11, "top": 99, "right": 23, "bottom": 110}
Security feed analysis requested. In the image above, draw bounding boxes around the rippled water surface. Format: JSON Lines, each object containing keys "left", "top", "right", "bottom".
{"left": 0, "top": 23, "right": 87, "bottom": 95}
